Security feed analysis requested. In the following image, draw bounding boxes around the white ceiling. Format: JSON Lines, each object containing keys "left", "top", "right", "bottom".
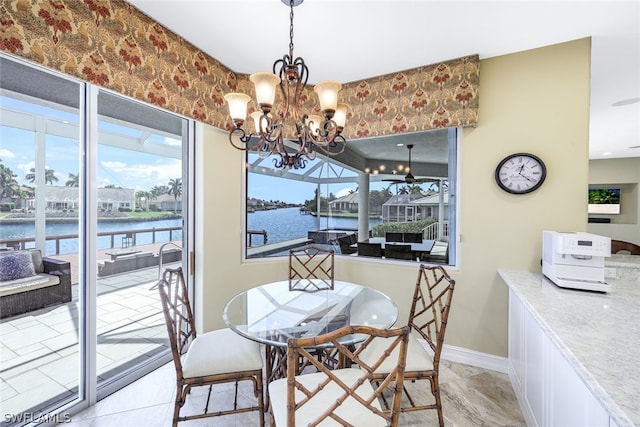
{"left": 128, "top": 0, "right": 640, "bottom": 160}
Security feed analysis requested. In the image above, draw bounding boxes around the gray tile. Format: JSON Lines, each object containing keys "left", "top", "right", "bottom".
{"left": 67, "top": 360, "right": 525, "bottom": 427}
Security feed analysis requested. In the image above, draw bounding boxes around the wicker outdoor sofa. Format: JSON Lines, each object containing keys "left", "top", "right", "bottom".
{"left": 0, "top": 249, "right": 72, "bottom": 319}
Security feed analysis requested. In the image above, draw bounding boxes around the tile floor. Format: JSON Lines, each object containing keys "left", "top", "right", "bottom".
{"left": 66, "top": 358, "right": 526, "bottom": 426}
{"left": 0, "top": 264, "right": 176, "bottom": 418}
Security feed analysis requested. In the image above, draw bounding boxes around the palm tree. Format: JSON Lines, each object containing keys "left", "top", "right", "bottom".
{"left": 135, "top": 190, "right": 155, "bottom": 210}
{"left": 151, "top": 185, "right": 169, "bottom": 197}
{"left": 0, "top": 160, "right": 19, "bottom": 199}
{"left": 167, "top": 178, "right": 182, "bottom": 212}
{"left": 408, "top": 184, "right": 424, "bottom": 195}
{"left": 65, "top": 173, "right": 79, "bottom": 187}
{"left": 25, "top": 167, "right": 58, "bottom": 185}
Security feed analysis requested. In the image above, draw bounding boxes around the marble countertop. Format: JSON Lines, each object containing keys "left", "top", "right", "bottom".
{"left": 606, "top": 254, "right": 640, "bottom": 281}
{"left": 498, "top": 269, "right": 639, "bottom": 427}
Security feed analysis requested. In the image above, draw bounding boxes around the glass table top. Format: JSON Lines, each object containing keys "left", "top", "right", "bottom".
{"left": 223, "top": 280, "right": 398, "bottom": 348}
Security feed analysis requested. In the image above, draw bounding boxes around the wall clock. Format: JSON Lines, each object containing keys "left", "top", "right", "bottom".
{"left": 495, "top": 153, "right": 547, "bottom": 194}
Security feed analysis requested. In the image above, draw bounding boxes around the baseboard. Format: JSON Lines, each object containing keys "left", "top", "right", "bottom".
{"left": 442, "top": 344, "right": 509, "bottom": 374}
{"left": 416, "top": 339, "right": 509, "bottom": 374}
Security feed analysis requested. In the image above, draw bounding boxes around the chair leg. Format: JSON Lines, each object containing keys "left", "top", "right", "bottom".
{"left": 172, "top": 385, "right": 183, "bottom": 427}
{"left": 233, "top": 380, "right": 239, "bottom": 410}
{"left": 430, "top": 376, "right": 444, "bottom": 427}
{"left": 256, "top": 373, "right": 266, "bottom": 427}
{"left": 203, "top": 384, "right": 213, "bottom": 414}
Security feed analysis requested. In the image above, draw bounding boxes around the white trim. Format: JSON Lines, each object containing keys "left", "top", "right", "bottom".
{"left": 417, "top": 338, "right": 509, "bottom": 374}
{"left": 441, "top": 343, "right": 509, "bottom": 374}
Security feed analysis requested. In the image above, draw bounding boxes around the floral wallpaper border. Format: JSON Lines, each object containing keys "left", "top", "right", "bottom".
{"left": 0, "top": 0, "right": 479, "bottom": 139}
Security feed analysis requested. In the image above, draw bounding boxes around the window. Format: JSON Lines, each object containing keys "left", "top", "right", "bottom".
{"left": 245, "top": 129, "right": 457, "bottom": 265}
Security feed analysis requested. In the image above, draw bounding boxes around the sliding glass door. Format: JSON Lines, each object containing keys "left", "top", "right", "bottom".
{"left": 94, "top": 89, "right": 186, "bottom": 390}
{"left": 0, "top": 53, "right": 193, "bottom": 424}
{"left": 0, "top": 56, "right": 83, "bottom": 423}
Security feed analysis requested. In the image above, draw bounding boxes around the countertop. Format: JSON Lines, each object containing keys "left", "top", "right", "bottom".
{"left": 498, "top": 269, "right": 639, "bottom": 427}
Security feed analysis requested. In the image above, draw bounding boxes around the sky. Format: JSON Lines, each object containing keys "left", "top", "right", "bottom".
{"left": 1, "top": 96, "right": 182, "bottom": 193}
{"left": 2, "top": 95, "right": 396, "bottom": 204}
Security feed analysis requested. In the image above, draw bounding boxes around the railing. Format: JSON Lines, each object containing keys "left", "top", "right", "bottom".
{"left": 0, "top": 226, "right": 182, "bottom": 256}
{"left": 422, "top": 221, "right": 449, "bottom": 241}
{"left": 157, "top": 241, "right": 182, "bottom": 280}
{"left": 247, "top": 229, "right": 268, "bottom": 247}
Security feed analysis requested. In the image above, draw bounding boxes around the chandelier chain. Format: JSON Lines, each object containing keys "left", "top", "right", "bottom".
{"left": 288, "top": 0, "right": 295, "bottom": 59}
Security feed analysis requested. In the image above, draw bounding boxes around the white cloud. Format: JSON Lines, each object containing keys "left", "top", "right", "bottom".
{"left": 101, "top": 161, "right": 127, "bottom": 170}
{"left": 99, "top": 159, "right": 181, "bottom": 190}
{"left": 17, "top": 161, "right": 35, "bottom": 176}
{"left": 0, "top": 149, "right": 15, "bottom": 159}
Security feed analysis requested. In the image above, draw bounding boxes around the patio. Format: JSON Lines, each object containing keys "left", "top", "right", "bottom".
{"left": 0, "top": 262, "right": 177, "bottom": 418}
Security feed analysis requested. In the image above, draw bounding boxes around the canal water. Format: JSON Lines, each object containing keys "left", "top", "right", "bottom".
{"left": 247, "top": 207, "right": 381, "bottom": 243}
{"left": 0, "top": 207, "right": 381, "bottom": 255}
{"left": 0, "top": 218, "right": 183, "bottom": 256}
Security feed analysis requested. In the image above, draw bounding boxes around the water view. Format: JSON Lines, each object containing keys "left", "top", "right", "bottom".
{"left": 0, "top": 218, "right": 182, "bottom": 256}
{"left": 0, "top": 207, "right": 381, "bottom": 256}
{"left": 247, "top": 207, "right": 381, "bottom": 244}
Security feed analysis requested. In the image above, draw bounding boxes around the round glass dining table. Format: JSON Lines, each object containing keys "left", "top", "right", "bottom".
{"left": 223, "top": 280, "right": 398, "bottom": 383}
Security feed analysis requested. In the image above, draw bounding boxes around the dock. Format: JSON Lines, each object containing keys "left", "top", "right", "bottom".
{"left": 246, "top": 237, "right": 313, "bottom": 258}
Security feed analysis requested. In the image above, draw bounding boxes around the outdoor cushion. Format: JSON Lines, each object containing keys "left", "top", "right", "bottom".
{"left": 0, "top": 273, "right": 60, "bottom": 297}
{"left": 0, "top": 250, "right": 36, "bottom": 281}
{"left": 30, "top": 249, "right": 45, "bottom": 274}
{"left": 181, "top": 328, "right": 263, "bottom": 379}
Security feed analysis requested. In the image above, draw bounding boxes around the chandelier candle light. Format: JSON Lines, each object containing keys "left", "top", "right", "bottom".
{"left": 224, "top": 0, "right": 349, "bottom": 169}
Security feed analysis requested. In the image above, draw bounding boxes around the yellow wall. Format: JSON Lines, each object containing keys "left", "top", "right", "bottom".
{"left": 196, "top": 38, "right": 592, "bottom": 358}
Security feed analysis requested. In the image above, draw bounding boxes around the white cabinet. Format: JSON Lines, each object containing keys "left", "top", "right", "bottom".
{"left": 508, "top": 289, "right": 611, "bottom": 427}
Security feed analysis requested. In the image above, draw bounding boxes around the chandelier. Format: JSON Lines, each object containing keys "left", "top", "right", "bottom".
{"left": 224, "top": 0, "right": 348, "bottom": 170}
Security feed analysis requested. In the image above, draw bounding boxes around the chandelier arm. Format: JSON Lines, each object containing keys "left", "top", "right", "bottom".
{"left": 303, "top": 118, "right": 339, "bottom": 147}
{"left": 315, "top": 134, "right": 347, "bottom": 156}
{"left": 259, "top": 113, "right": 284, "bottom": 145}
{"left": 228, "top": 127, "right": 263, "bottom": 151}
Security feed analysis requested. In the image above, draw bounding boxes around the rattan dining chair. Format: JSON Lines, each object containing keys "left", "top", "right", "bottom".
{"left": 359, "top": 264, "right": 455, "bottom": 426}
{"left": 289, "top": 245, "right": 335, "bottom": 291}
{"left": 268, "top": 325, "right": 410, "bottom": 427}
{"left": 158, "top": 267, "right": 265, "bottom": 427}
{"left": 611, "top": 239, "right": 640, "bottom": 255}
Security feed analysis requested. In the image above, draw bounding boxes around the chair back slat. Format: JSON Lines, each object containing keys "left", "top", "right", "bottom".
{"left": 158, "top": 267, "right": 196, "bottom": 379}
{"left": 357, "top": 241, "right": 383, "bottom": 257}
{"left": 285, "top": 325, "right": 410, "bottom": 427}
{"left": 385, "top": 243, "right": 413, "bottom": 260}
{"left": 408, "top": 265, "right": 455, "bottom": 359}
{"left": 289, "top": 245, "right": 335, "bottom": 291}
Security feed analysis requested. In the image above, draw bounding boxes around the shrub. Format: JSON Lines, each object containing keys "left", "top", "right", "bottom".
{"left": 371, "top": 219, "right": 436, "bottom": 237}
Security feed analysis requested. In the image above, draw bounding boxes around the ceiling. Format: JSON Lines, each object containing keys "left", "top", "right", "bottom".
{"left": 128, "top": 0, "right": 640, "bottom": 162}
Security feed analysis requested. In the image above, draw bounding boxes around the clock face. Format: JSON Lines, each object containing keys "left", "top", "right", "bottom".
{"left": 495, "top": 153, "right": 547, "bottom": 194}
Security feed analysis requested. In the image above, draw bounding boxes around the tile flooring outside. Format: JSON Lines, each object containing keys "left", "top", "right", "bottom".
{"left": 66, "top": 358, "right": 526, "bottom": 426}
{"left": 0, "top": 264, "right": 178, "bottom": 419}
